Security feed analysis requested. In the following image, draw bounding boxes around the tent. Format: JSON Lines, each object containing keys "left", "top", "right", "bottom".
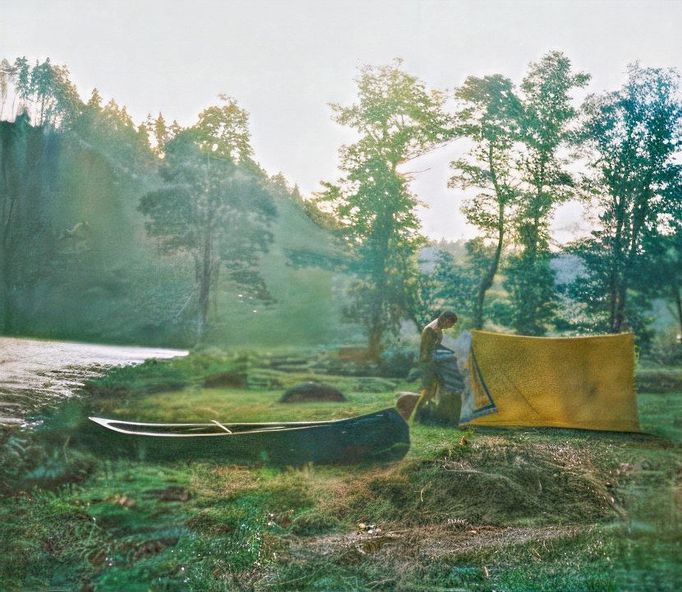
{"left": 458, "top": 330, "right": 640, "bottom": 432}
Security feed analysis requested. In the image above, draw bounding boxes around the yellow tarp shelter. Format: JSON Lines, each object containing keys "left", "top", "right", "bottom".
{"left": 460, "top": 331, "right": 640, "bottom": 432}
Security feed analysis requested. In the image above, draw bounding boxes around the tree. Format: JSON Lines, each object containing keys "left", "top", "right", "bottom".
{"left": 138, "top": 101, "right": 277, "bottom": 338}
{"left": 0, "top": 57, "right": 82, "bottom": 127}
{"left": 429, "top": 240, "right": 492, "bottom": 326}
{"left": 450, "top": 74, "right": 522, "bottom": 328}
{"left": 505, "top": 52, "right": 590, "bottom": 335}
{"left": 318, "top": 60, "right": 451, "bottom": 358}
{"left": 640, "top": 222, "right": 682, "bottom": 336}
{"left": 570, "top": 65, "right": 681, "bottom": 334}
{"left": 193, "top": 96, "right": 253, "bottom": 164}
{"left": 0, "top": 59, "right": 12, "bottom": 119}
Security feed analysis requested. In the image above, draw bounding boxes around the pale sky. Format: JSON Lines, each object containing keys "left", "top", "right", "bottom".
{"left": 2, "top": 0, "right": 681, "bottom": 242}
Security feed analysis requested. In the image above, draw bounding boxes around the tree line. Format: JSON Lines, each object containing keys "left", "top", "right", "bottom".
{"left": 0, "top": 58, "right": 282, "bottom": 343}
{"left": 0, "top": 54, "right": 680, "bottom": 357}
{"left": 316, "top": 54, "right": 680, "bottom": 358}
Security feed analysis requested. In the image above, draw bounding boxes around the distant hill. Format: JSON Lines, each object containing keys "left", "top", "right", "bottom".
{"left": 0, "top": 120, "right": 358, "bottom": 348}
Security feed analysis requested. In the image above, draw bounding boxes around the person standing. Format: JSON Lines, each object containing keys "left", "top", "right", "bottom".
{"left": 412, "top": 311, "right": 458, "bottom": 421}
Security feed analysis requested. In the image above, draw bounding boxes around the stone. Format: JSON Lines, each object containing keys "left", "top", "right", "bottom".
{"left": 280, "top": 382, "right": 346, "bottom": 403}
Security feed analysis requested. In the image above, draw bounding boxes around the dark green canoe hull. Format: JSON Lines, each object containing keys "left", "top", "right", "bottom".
{"left": 88, "top": 408, "right": 410, "bottom": 465}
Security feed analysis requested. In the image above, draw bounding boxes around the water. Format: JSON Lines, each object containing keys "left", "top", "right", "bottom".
{"left": 0, "top": 337, "right": 187, "bottom": 426}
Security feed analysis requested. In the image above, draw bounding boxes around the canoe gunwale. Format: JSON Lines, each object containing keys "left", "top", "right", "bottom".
{"left": 89, "top": 408, "right": 405, "bottom": 439}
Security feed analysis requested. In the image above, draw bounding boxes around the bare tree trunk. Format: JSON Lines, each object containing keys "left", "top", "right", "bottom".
{"left": 612, "top": 283, "right": 627, "bottom": 333}
{"left": 367, "top": 324, "right": 383, "bottom": 362}
{"left": 474, "top": 146, "right": 506, "bottom": 330}
{"left": 674, "top": 286, "right": 682, "bottom": 336}
{"left": 367, "top": 274, "right": 387, "bottom": 362}
{"left": 608, "top": 273, "right": 618, "bottom": 333}
{"left": 197, "top": 227, "right": 213, "bottom": 339}
{"left": 0, "top": 125, "right": 18, "bottom": 333}
{"left": 474, "top": 202, "right": 504, "bottom": 329}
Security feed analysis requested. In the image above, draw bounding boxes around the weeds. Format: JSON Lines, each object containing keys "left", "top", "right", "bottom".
{"left": 1, "top": 352, "right": 681, "bottom": 591}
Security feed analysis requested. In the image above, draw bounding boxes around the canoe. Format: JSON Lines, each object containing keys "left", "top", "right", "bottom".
{"left": 88, "top": 408, "right": 410, "bottom": 465}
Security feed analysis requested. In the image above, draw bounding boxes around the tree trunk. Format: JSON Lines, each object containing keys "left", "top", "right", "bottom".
{"left": 674, "top": 285, "right": 682, "bottom": 336}
{"left": 197, "top": 227, "right": 213, "bottom": 339}
{"left": 365, "top": 211, "right": 392, "bottom": 361}
{"left": 367, "top": 324, "right": 383, "bottom": 362}
{"left": 612, "top": 282, "right": 627, "bottom": 333}
{"left": 0, "top": 124, "right": 18, "bottom": 333}
{"left": 474, "top": 202, "right": 504, "bottom": 329}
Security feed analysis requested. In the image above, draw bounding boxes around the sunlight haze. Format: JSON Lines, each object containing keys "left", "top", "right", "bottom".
{"left": 2, "top": 0, "right": 680, "bottom": 241}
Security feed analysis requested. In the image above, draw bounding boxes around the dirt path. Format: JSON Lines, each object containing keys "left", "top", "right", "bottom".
{"left": 0, "top": 337, "right": 187, "bottom": 425}
{"left": 288, "top": 524, "right": 584, "bottom": 561}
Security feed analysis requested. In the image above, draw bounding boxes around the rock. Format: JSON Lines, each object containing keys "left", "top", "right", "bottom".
{"left": 396, "top": 392, "right": 420, "bottom": 419}
{"left": 203, "top": 372, "right": 246, "bottom": 388}
{"left": 280, "top": 382, "right": 346, "bottom": 402}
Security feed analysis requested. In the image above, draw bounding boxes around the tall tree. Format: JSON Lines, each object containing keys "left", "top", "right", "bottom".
{"left": 636, "top": 222, "right": 682, "bottom": 336}
{"left": 318, "top": 60, "right": 451, "bottom": 358}
{"left": 0, "top": 59, "right": 12, "bottom": 120}
{"left": 139, "top": 101, "right": 277, "bottom": 338}
{"left": 504, "top": 51, "right": 590, "bottom": 335}
{"left": 450, "top": 74, "right": 522, "bottom": 328}
{"left": 570, "top": 65, "right": 681, "bottom": 333}
{"left": 193, "top": 95, "right": 253, "bottom": 165}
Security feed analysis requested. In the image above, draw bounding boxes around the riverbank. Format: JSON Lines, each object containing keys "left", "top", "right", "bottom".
{"left": 1, "top": 350, "right": 681, "bottom": 591}
{"left": 0, "top": 337, "right": 187, "bottom": 425}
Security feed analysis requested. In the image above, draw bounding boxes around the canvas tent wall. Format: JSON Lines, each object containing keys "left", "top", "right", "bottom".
{"left": 459, "top": 331, "right": 640, "bottom": 432}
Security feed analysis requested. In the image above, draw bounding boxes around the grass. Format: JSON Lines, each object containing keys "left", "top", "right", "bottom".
{"left": 1, "top": 352, "right": 681, "bottom": 591}
{"left": 636, "top": 366, "right": 682, "bottom": 393}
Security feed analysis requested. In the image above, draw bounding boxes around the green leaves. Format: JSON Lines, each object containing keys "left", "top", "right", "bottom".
{"left": 0, "top": 57, "right": 82, "bottom": 128}
{"left": 138, "top": 102, "right": 277, "bottom": 337}
{"left": 324, "top": 61, "right": 451, "bottom": 356}
{"left": 568, "top": 65, "right": 681, "bottom": 334}
{"left": 193, "top": 96, "right": 253, "bottom": 165}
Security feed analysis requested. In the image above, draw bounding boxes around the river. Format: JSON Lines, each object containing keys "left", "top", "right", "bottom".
{"left": 0, "top": 337, "right": 188, "bottom": 426}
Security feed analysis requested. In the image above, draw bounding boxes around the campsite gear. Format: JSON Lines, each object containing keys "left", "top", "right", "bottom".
{"left": 459, "top": 331, "right": 640, "bottom": 432}
{"left": 396, "top": 392, "right": 420, "bottom": 420}
{"left": 412, "top": 346, "right": 463, "bottom": 426}
{"left": 88, "top": 408, "right": 410, "bottom": 465}
{"left": 434, "top": 346, "right": 465, "bottom": 393}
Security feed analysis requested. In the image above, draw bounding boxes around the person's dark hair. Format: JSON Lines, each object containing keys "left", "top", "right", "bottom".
{"left": 438, "top": 310, "right": 458, "bottom": 323}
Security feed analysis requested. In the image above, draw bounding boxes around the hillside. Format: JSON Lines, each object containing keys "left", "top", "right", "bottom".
{"left": 0, "top": 120, "right": 356, "bottom": 348}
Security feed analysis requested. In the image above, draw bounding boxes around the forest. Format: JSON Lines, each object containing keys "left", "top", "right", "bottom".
{"left": 0, "top": 52, "right": 680, "bottom": 362}
{"left": 1, "top": 47, "right": 682, "bottom": 592}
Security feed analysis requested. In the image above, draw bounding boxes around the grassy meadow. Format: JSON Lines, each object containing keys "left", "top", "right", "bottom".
{"left": 0, "top": 351, "right": 681, "bottom": 591}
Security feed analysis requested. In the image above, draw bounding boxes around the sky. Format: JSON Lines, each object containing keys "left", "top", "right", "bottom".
{"left": 2, "top": 0, "right": 681, "bottom": 242}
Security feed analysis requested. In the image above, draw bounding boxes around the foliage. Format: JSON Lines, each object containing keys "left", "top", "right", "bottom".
{"left": 0, "top": 57, "right": 82, "bottom": 127}
{"left": 426, "top": 239, "right": 500, "bottom": 328}
{"left": 2, "top": 51, "right": 681, "bottom": 348}
{"left": 645, "top": 328, "right": 682, "bottom": 366}
{"left": 505, "top": 52, "right": 590, "bottom": 335}
{"left": 568, "top": 65, "right": 681, "bottom": 335}
{"left": 139, "top": 101, "right": 277, "bottom": 339}
{"left": 505, "top": 250, "right": 562, "bottom": 335}
{"left": 318, "top": 60, "right": 452, "bottom": 358}
{"left": 451, "top": 74, "right": 522, "bottom": 328}
{"left": 636, "top": 216, "right": 682, "bottom": 336}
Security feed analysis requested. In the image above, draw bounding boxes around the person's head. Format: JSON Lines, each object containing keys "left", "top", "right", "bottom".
{"left": 437, "top": 310, "right": 458, "bottom": 329}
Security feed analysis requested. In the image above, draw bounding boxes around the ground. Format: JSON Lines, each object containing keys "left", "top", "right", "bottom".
{"left": 0, "top": 352, "right": 680, "bottom": 591}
